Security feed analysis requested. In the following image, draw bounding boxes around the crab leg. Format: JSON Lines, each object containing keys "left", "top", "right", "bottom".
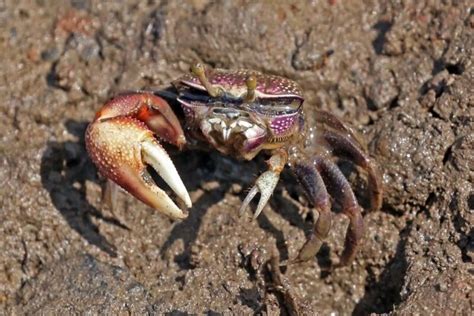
{"left": 313, "top": 110, "right": 382, "bottom": 212}
{"left": 239, "top": 149, "right": 287, "bottom": 219}
{"left": 102, "top": 179, "right": 119, "bottom": 214}
{"left": 314, "top": 157, "right": 365, "bottom": 266}
{"left": 321, "top": 130, "right": 383, "bottom": 212}
{"left": 292, "top": 162, "right": 332, "bottom": 262}
{"left": 86, "top": 93, "right": 191, "bottom": 220}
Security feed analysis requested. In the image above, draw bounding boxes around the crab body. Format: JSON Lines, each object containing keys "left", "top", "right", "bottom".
{"left": 174, "top": 67, "right": 304, "bottom": 160}
{"left": 86, "top": 64, "right": 383, "bottom": 266}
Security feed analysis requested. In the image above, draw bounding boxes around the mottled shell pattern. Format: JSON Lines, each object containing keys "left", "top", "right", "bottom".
{"left": 178, "top": 68, "right": 304, "bottom": 101}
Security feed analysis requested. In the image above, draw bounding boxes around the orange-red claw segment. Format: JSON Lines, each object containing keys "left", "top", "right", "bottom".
{"left": 86, "top": 116, "right": 191, "bottom": 220}
{"left": 96, "top": 93, "right": 186, "bottom": 149}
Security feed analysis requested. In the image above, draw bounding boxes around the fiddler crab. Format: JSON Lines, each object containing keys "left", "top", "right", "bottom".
{"left": 86, "top": 63, "right": 383, "bottom": 266}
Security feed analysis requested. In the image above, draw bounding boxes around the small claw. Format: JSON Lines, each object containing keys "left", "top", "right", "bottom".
{"left": 239, "top": 150, "right": 287, "bottom": 219}
{"left": 86, "top": 116, "right": 191, "bottom": 220}
{"left": 239, "top": 170, "right": 280, "bottom": 219}
{"left": 102, "top": 179, "right": 119, "bottom": 213}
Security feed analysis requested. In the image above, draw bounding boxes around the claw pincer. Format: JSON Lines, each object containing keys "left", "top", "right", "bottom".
{"left": 85, "top": 93, "right": 191, "bottom": 219}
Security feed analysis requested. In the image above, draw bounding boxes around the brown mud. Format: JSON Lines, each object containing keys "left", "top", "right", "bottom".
{"left": 0, "top": 1, "right": 472, "bottom": 314}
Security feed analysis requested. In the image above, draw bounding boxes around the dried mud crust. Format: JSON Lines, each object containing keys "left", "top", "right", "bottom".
{"left": 0, "top": 0, "right": 472, "bottom": 314}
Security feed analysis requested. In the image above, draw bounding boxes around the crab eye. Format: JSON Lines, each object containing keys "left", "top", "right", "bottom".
{"left": 253, "top": 98, "right": 302, "bottom": 115}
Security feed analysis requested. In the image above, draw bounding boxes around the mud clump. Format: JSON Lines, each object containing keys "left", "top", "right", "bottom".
{"left": 1, "top": 0, "right": 472, "bottom": 314}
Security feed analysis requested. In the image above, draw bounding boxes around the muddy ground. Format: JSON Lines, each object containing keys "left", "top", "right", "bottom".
{"left": 0, "top": 0, "right": 473, "bottom": 314}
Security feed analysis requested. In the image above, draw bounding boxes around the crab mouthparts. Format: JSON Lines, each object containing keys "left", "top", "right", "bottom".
{"left": 200, "top": 117, "right": 266, "bottom": 157}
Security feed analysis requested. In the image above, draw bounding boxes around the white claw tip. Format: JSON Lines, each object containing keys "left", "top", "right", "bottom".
{"left": 142, "top": 139, "right": 192, "bottom": 213}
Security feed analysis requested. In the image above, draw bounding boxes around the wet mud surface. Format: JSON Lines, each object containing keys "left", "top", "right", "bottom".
{"left": 1, "top": 0, "right": 473, "bottom": 314}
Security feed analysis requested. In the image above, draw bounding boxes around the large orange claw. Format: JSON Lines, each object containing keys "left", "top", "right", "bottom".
{"left": 86, "top": 93, "right": 191, "bottom": 220}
